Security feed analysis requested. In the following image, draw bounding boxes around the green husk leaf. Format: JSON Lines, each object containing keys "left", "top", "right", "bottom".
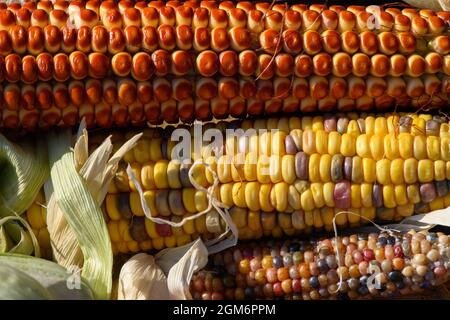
{"left": 0, "top": 216, "right": 40, "bottom": 257}
{"left": 0, "top": 254, "right": 94, "bottom": 300}
{"left": 0, "top": 264, "right": 52, "bottom": 300}
{"left": 0, "top": 134, "right": 49, "bottom": 256}
{"left": 47, "top": 129, "right": 113, "bottom": 300}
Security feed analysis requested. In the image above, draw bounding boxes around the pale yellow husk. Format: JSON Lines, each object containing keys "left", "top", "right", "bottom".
{"left": 46, "top": 127, "right": 141, "bottom": 300}
{"left": 47, "top": 126, "right": 142, "bottom": 270}
{"left": 118, "top": 239, "right": 208, "bottom": 300}
{"left": 118, "top": 253, "right": 169, "bottom": 300}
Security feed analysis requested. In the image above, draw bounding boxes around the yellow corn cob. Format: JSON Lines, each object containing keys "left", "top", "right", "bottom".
{"left": 27, "top": 113, "right": 450, "bottom": 254}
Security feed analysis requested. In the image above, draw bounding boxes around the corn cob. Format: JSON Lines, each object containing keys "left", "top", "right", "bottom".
{"left": 104, "top": 191, "right": 449, "bottom": 254}
{"left": 17, "top": 113, "right": 450, "bottom": 253}
{"left": 1, "top": 75, "right": 448, "bottom": 130}
{"left": 93, "top": 113, "right": 450, "bottom": 253}
{"left": 0, "top": 1, "right": 449, "bottom": 131}
{"left": 23, "top": 191, "right": 52, "bottom": 260}
{"left": 190, "top": 230, "right": 450, "bottom": 300}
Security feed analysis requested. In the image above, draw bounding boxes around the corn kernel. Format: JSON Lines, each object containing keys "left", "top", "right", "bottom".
{"left": 315, "top": 130, "right": 328, "bottom": 154}
{"left": 413, "top": 135, "right": 427, "bottom": 160}
{"left": 270, "top": 155, "right": 282, "bottom": 183}
{"left": 141, "top": 162, "right": 156, "bottom": 190}
{"left": 272, "top": 182, "right": 289, "bottom": 212}
{"left": 384, "top": 134, "right": 400, "bottom": 160}
{"left": 341, "top": 133, "right": 356, "bottom": 157}
{"left": 427, "top": 136, "right": 441, "bottom": 160}
{"left": 154, "top": 160, "right": 168, "bottom": 189}
{"left": 259, "top": 184, "right": 274, "bottom": 212}
{"left": 404, "top": 158, "right": 418, "bottom": 184}
{"left": 361, "top": 183, "right": 373, "bottom": 207}
{"left": 301, "top": 189, "right": 315, "bottom": 212}
{"left": 232, "top": 182, "right": 247, "bottom": 208}
{"left": 376, "top": 159, "right": 391, "bottom": 185}
{"left": 418, "top": 159, "right": 434, "bottom": 183}
{"left": 309, "top": 153, "right": 321, "bottom": 182}
{"left": 399, "top": 133, "right": 414, "bottom": 159}
{"left": 362, "top": 158, "right": 376, "bottom": 183}
{"left": 220, "top": 183, "right": 234, "bottom": 208}
{"left": 328, "top": 132, "right": 341, "bottom": 155}
{"left": 356, "top": 134, "right": 371, "bottom": 158}
{"left": 370, "top": 134, "right": 384, "bottom": 161}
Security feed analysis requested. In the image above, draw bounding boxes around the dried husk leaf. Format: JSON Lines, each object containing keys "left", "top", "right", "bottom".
{"left": 118, "top": 239, "right": 208, "bottom": 300}
{"left": 47, "top": 129, "right": 142, "bottom": 270}
{"left": 0, "top": 216, "right": 40, "bottom": 257}
{"left": 46, "top": 195, "right": 83, "bottom": 269}
{"left": 118, "top": 253, "right": 169, "bottom": 300}
{"left": 47, "top": 130, "right": 113, "bottom": 300}
{"left": 158, "top": 239, "right": 209, "bottom": 300}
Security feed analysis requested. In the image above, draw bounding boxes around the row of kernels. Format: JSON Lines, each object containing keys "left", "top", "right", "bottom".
{"left": 111, "top": 114, "right": 450, "bottom": 164}
{"left": 111, "top": 153, "right": 450, "bottom": 191}
{"left": 221, "top": 179, "right": 449, "bottom": 212}
{"left": 105, "top": 187, "right": 210, "bottom": 218}
{"left": 291, "top": 130, "right": 449, "bottom": 161}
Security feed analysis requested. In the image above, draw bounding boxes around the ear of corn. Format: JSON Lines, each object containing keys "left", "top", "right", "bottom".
{"left": 17, "top": 113, "right": 450, "bottom": 253}
{"left": 190, "top": 230, "right": 450, "bottom": 300}
{"left": 0, "top": 1, "right": 449, "bottom": 130}
{"left": 90, "top": 113, "right": 450, "bottom": 253}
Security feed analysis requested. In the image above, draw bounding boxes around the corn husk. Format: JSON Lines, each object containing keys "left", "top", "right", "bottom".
{"left": 403, "top": 0, "right": 450, "bottom": 10}
{"left": 0, "top": 253, "right": 93, "bottom": 300}
{"left": 118, "top": 254, "right": 169, "bottom": 300}
{"left": 0, "top": 264, "right": 52, "bottom": 300}
{"left": 47, "top": 129, "right": 112, "bottom": 300}
{"left": 47, "top": 128, "right": 141, "bottom": 300}
{"left": 0, "top": 225, "right": 12, "bottom": 253}
{"left": 118, "top": 239, "right": 208, "bottom": 300}
{"left": 0, "top": 216, "right": 40, "bottom": 257}
{"left": 47, "top": 125, "right": 142, "bottom": 270}
{"left": 0, "top": 134, "right": 49, "bottom": 256}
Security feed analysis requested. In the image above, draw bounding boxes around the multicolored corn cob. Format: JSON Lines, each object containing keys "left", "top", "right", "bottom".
{"left": 190, "top": 230, "right": 450, "bottom": 300}
{"left": 96, "top": 113, "right": 450, "bottom": 253}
